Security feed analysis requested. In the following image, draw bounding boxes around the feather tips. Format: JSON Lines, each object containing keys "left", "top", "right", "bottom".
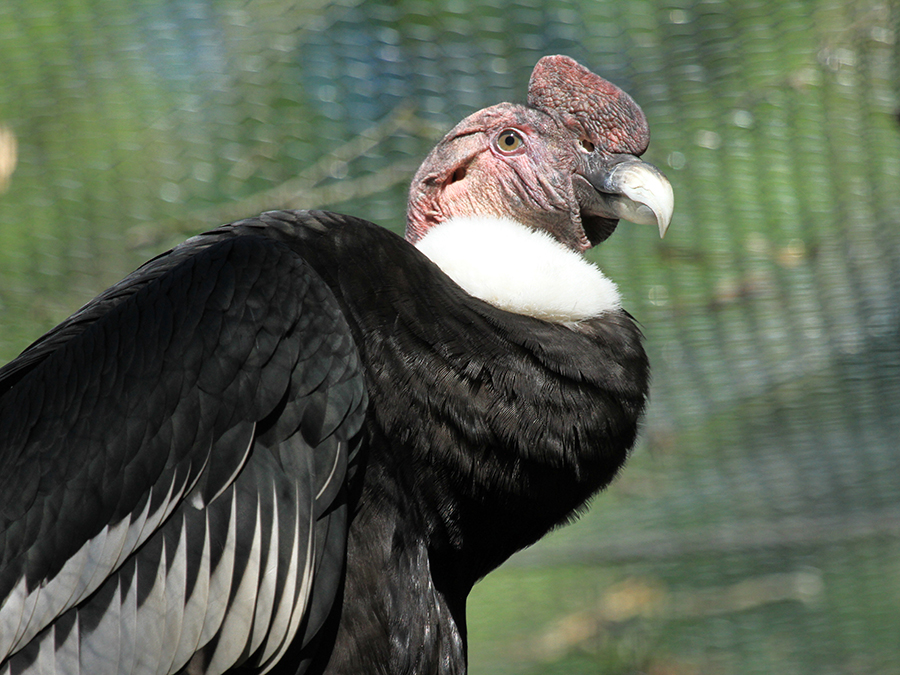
{"left": 0, "top": 220, "right": 366, "bottom": 673}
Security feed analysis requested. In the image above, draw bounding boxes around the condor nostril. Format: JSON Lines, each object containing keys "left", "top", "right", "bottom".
{"left": 448, "top": 166, "right": 467, "bottom": 184}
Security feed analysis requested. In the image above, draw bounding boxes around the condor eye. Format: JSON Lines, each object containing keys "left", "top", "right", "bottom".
{"left": 496, "top": 129, "right": 524, "bottom": 153}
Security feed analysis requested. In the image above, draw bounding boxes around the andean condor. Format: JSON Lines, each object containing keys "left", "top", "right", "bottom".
{"left": 0, "top": 55, "right": 673, "bottom": 674}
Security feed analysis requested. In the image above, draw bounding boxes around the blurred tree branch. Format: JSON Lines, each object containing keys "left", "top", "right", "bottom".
{"left": 127, "top": 104, "right": 436, "bottom": 249}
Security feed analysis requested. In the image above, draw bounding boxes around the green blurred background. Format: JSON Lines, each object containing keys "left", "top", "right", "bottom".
{"left": 1, "top": 1, "right": 899, "bottom": 673}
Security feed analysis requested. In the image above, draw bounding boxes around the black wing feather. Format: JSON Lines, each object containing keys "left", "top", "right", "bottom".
{"left": 0, "top": 217, "right": 367, "bottom": 674}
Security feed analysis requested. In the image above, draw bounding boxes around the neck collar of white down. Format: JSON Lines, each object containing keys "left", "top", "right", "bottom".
{"left": 414, "top": 216, "right": 620, "bottom": 324}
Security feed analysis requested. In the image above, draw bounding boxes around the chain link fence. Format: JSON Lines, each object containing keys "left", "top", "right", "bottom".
{"left": 1, "top": 1, "right": 899, "bottom": 673}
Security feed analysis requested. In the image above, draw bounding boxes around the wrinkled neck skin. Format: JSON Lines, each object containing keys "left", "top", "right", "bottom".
{"left": 305, "top": 216, "right": 646, "bottom": 674}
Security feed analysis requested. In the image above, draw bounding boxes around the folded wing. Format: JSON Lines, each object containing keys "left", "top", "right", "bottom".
{"left": 0, "top": 220, "right": 367, "bottom": 675}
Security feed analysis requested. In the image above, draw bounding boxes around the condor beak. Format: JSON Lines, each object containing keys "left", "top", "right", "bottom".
{"left": 582, "top": 154, "right": 674, "bottom": 238}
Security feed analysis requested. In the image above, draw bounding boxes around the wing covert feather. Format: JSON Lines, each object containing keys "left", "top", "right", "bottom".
{"left": 0, "top": 217, "right": 368, "bottom": 674}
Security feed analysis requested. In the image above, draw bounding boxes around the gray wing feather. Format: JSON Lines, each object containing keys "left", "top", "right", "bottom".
{"left": 0, "top": 222, "right": 367, "bottom": 674}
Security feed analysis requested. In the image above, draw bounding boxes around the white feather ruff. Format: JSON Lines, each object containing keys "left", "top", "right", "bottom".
{"left": 414, "top": 216, "right": 620, "bottom": 324}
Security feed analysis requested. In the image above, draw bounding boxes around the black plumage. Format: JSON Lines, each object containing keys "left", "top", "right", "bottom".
{"left": 0, "top": 56, "right": 672, "bottom": 674}
{"left": 1, "top": 219, "right": 365, "bottom": 673}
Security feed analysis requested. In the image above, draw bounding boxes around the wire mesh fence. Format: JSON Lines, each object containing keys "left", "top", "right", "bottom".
{"left": 1, "top": 1, "right": 898, "bottom": 673}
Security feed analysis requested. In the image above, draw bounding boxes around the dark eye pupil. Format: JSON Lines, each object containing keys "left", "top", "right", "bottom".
{"left": 497, "top": 130, "right": 522, "bottom": 151}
